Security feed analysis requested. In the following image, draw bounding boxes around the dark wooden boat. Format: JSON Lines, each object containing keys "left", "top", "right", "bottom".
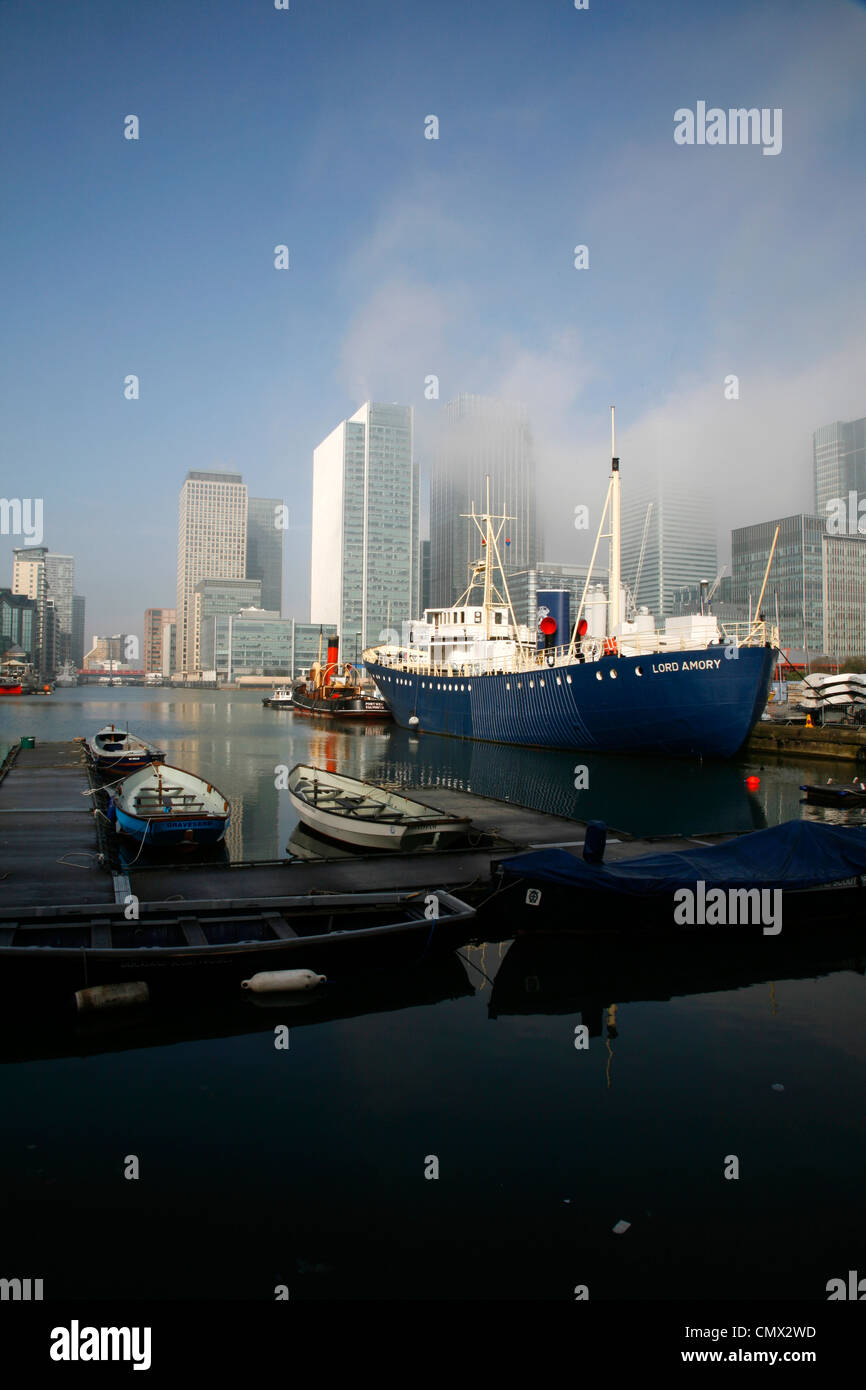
{"left": 87, "top": 725, "right": 165, "bottom": 774}
{"left": 801, "top": 781, "right": 866, "bottom": 808}
{"left": 0, "top": 888, "right": 476, "bottom": 984}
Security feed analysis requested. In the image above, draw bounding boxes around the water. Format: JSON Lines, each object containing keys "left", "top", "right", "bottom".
{"left": 0, "top": 689, "right": 864, "bottom": 1300}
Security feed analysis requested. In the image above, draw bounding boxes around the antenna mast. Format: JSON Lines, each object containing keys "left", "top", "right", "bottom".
{"left": 609, "top": 406, "right": 621, "bottom": 631}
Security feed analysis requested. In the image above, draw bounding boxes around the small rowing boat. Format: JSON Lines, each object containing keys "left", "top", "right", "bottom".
{"left": 87, "top": 725, "right": 165, "bottom": 774}
{"left": 286, "top": 764, "right": 472, "bottom": 851}
{"left": 0, "top": 889, "right": 476, "bottom": 982}
{"left": 108, "top": 763, "right": 230, "bottom": 845}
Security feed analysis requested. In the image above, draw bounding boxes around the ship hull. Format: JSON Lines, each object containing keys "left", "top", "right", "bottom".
{"left": 365, "top": 645, "right": 777, "bottom": 758}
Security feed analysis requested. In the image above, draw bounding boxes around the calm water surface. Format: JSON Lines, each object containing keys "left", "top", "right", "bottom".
{"left": 0, "top": 689, "right": 863, "bottom": 1299}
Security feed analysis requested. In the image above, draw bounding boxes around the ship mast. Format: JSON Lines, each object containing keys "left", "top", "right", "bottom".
{"left": 609, "top": 406, "right": 621, "bottom": 632}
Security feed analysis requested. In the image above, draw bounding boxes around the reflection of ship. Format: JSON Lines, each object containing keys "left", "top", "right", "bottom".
{"left": 365, "top": 411, "right": 778, "bottom": 758}
{"left": 293, "top": 634, "right": 391, "bottom": 720}
{"left": 487, "top": 927, "right": 866, "bottom": 1026}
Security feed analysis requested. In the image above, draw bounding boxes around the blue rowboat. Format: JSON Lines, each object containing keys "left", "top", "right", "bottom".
{"left": 108, "top": 763, "right": 230, "bottom": 845}
{"left": 87, "top": 725, "right": 165, "bottom": 775}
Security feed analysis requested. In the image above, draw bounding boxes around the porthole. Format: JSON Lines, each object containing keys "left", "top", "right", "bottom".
{"left": 635, "top": 666, "right": 643, "bottom": 676}
{"left": 517, "top": 682, "right": 522, "bottom": 690}
{"left": 610, "top": 669, "right": 617, "bottom": 679}
{"left": 596, "top": 671, "right": 603, "bottom": 681}
{"left": 566, "top": 675, "right": 572, "bottom": 684}
{"left": 556, "top": 677, "right": 561, "bottom": 685}
{"left": 529, "top": 681, "right": 534, "bottom": 689}
{"left": 506, "top": 682, "right": 510, "bottom": 691}
{"left": 540, "top": 679, "right": 545, "bottom": 687}
{"left": 467, "top": 684, "right": 471, "bottom": 692}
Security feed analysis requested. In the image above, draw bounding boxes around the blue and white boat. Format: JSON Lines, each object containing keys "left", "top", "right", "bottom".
{"left": 108, "top": 763, "right": 230, "bottom": 845}
{"left": 87, "top": 725, "right": 165, "bottom": 774}
{"left": 364, "top": 409, "right": 779, "bottom": 760}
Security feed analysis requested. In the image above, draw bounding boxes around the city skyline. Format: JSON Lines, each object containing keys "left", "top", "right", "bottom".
{"left": 2, "top": 0, "right": 865, "bottom": 638}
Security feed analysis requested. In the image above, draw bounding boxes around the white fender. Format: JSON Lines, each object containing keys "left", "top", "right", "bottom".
{"left": 241, "top": 968, "right": 326, "bottom": 993}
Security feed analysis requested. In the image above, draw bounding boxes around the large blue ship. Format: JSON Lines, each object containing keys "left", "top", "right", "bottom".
{"left": 364, "top": 410, "right": 779, "bottom": 760}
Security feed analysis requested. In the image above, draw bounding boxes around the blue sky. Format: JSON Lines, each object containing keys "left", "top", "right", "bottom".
{"left": 1, "top": 0, "right": 865, "bottom": 637}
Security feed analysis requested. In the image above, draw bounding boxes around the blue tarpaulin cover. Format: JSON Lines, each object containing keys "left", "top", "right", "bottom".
{"left": 500, "top": 819, "right": 866, "bottom": 896}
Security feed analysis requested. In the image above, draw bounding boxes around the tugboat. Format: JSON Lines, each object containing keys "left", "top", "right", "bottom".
{"left": 363, "top": 408, "right": 779, "bottom": 759}
{"left": 292, "top": 635, "right": 391, "bottom": 720}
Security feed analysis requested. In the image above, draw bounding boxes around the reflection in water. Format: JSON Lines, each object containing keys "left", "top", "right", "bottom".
{"left": 5, "top": 687, "right": 866, "bottom": 863}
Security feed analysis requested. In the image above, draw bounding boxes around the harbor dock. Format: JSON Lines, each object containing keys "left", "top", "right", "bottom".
{"left": 0, "top": 740, "right": 734, "bottom": 918}
{"left": 747, "top": 720, "right": 866, "bottom": 764}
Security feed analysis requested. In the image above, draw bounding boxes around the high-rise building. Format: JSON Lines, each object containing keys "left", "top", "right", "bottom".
{"left": 161, "top": 621, "right": 176, "bottom": 677}
{"left": 12, "top": 546, "right": 49, "bottom": 674}
{"left": 44, "top": 553, "right": 75, "bottom": 665}
{"left": 822, "top": 532, "right": 866, "bottom": 659}
{"left": 310, "top": 402, "right": 419, "bottom": 649}
{"left": 71, "top": 595, "right": 86, "bottom": 670}
{"left": 176, "top": 470, "right": 247, "bottom": 675}
{"left": 731, "top": 514, "right": 824, "bottom": 654}
{"left": 813, "top": 416, "right": 866, "bottom": 519}
{"left": 621, "top": 476, "right": 718, "bottom": 619}
{"left": 246, "top": 497, "right": 284, "bottom": 613}
{"left": 420, "top": 539, "right": 431, "bottom": 613}
{"left": 144, "top": 607, "right": 176, "bottom": 673}
{"left": 429, "top": 394, "right": 540, "bottom": 609}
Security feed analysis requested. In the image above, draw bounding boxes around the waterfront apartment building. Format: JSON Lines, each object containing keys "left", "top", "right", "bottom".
{"left": 813, "top": 415, "right": 866, "bottom": 519}
{"left": 731, "top": 514, "right": 824, "bottom": 655}
{"left": 144, "top": 607, "right": 176, "bottom": 674}
{"left": 508, "top": 564, "right": 593, "bottom": 632}
{"left": 12, "top": 545, "right": 49, "bottom": 674}
{"left": 621, "top": 477, "right": 718, "bottom": 620}
{"left": 44, "top": 553, "right": 75, "bottom": 666}
{"left": 310, "top": 402, "right": 419, "bottom": 650}
{"left": 0, "top": 588, "right": 39, "bottom": 661}
{"left": 246, "top": 497, "right": 284, "bottom": 613}
{"left": 176, "top": 470, "right": 248, "bottom": 674}
{"left": 429, "top": 394, "right": 541, "bottom": 609}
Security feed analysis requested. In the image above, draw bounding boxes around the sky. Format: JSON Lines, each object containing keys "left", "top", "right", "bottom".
{"left": 1, "top": 0, "right": 865, "bottom": 639}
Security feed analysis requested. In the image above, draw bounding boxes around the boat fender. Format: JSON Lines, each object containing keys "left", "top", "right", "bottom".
{"left": 241, "top": 969, "right": 327, "bottom": 993}
{"left": 74, "top": 981, "right": 150, "bottom": 1013}
{"left": 409, "top": 715, "right": 420, "bottom": 727}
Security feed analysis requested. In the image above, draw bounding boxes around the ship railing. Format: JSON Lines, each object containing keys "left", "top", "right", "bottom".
{"left": 363, "top": 622, "right": 779, "bottom": 679}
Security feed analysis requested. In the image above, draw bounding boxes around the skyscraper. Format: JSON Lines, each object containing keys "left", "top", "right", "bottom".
{"left": 12, "top": 545, "right": 49, "bottom": 673}
{"left": 44, "top": 553, "right": 75, "bottom": 664}
{"left": 620, "top": 475, "right": 718, "bottom": 619}
{"left": 813, "top": 416, "right": 866, "bottom": 519}
{"left": 176, "top": 470, "right": 247, "bottom": 675}
{"left": 247, "top": 497, "right": 284, "bottom": 613}
{"left": 310, "top": 402, "right": 419, "bottom": 649}
{"left": 429, "top": 394, "right": 541, "bottom": 609}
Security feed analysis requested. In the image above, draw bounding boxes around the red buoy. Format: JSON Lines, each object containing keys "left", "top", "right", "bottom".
{"left": 746, "top": 775, "right": 760, "bottom": 791}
